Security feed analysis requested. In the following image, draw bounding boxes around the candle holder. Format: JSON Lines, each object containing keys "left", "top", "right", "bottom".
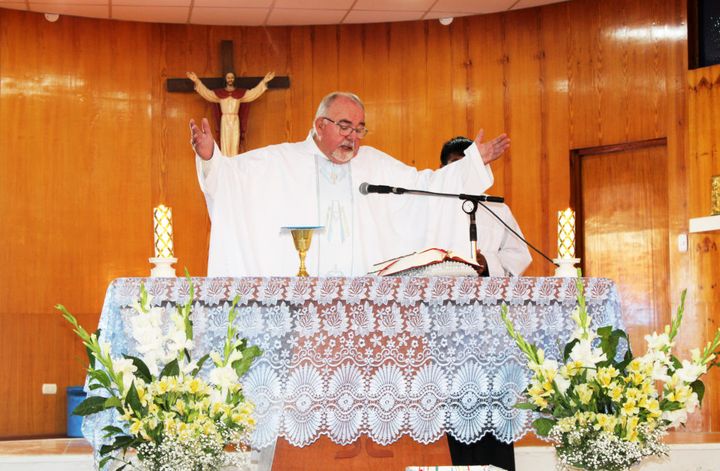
{"left": 149, "top": 257, "right": 178, "bottom": 278}
{"left": 553, "top": 257, "right": 580, "bottom": 277}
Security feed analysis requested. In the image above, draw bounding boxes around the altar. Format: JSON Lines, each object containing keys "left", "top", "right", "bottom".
{"left": 82, "top": 276, "right": 622, "bottom": 469}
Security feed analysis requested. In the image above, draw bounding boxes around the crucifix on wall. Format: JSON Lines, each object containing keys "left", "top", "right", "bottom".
{"left": 167, "top": 40, "right": 290, "bottom": 155}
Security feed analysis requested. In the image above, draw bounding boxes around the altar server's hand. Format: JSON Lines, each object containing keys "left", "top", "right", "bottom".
{"left": 189, "top": 118, "right": 214, "bottom": 160}
{"left": 475, "top": 129, "right": 510, "bottom": 164}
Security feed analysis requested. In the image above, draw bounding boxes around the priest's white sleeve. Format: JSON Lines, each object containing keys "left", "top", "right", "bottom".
{"left": 196, "top": 143, "right": 224, "bottom": 194}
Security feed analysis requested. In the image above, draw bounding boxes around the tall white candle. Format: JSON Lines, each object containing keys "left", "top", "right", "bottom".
{"left": 153, "top": 204, "right": 174, "bottom": 258}
{"left": 558, "top": 208, "right": 575, "bottom": 259}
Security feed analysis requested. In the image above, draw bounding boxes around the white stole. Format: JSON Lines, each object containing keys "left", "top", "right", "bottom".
{"left": 314, "top": 155, "right": 354, "bottom": 276}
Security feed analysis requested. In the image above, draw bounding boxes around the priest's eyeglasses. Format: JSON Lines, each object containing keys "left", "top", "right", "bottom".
{"left": 321, "top": 117, "right": 369, "bottom": 138}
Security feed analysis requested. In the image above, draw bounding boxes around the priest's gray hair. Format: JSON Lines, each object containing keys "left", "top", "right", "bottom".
{"left": 312, "top": 92, "right": 365, "bottom": 137}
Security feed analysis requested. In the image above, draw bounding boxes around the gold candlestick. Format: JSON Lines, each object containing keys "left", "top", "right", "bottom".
{"left": 290, "top": 228, "right": 317, "bottom": 277}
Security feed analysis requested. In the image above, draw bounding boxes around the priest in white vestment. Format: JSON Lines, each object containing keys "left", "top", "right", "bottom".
{"left": 190, "top": 92, "right": 511, "bottom": 277}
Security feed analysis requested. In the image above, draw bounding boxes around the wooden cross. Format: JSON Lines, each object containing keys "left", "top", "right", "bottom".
{"left": 166, "top": 40, "right": 290, "bottom": 92}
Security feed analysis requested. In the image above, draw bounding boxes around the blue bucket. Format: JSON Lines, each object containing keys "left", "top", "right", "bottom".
{"left": 66, "top": 386, "right": 87, "bottom": 438}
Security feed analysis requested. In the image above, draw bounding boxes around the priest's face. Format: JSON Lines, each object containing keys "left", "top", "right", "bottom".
{"left": 314, "top": 96, "right": 365, "bottom": 164}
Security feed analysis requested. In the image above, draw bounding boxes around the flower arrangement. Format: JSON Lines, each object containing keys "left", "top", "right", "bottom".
{"left": 57, "top": 277, "right": 261, "bottom": 471}
{"left": 501, "top": 278, "right": 720, "bottom": 471}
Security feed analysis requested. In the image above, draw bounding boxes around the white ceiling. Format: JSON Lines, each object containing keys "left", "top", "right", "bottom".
{"left": 0, "top": 0, "right": 568, "bottom": 26}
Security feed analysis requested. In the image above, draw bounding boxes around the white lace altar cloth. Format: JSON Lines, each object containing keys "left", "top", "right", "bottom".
{"left": 82, "top": 276, "right": 622, "bottom": 450}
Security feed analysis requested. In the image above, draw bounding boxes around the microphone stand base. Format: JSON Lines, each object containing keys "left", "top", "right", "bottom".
{"left": 553, "top": 257, "right": 580, "bottom": 277}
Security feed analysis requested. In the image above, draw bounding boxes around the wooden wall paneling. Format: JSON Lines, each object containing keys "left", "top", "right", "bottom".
{"left": 424, "top": 20, "right": 455, "bottom": 169}
{"left": 688, "top": 65, "right": 720, "bottom": 217}
{"left": 688, "top": 62, "right": 720, "bottom": 432}
{"left": 594, "top": 0, "right": 628, "bottom": 143}
{"left": 378, "top": 23, "right": 406, "bottom": 159}
{"left": 662, "top": 0, "right": 693, "bottom": 407}
{"left": 337, "top": 25, "right": 365, "bottom": 99}
{"left": 0, "top": 310, "right": 97, "bottom": 437}
{"left": 162, "top": 25, "right": 214, "bottom": 276}
{"left": 503, "top": 10, "right": 544, "bottom": 276}
{"left": 288, "top": 26, "right": 316, "bottom": 142}
{"left": 238, "top": 26, "right": 291, "bottom": 150}
{"left": 359, "top": 23, "right": 392, "bottom": 154}
{"left": 539, "top": 4, "right": 571, "bottom": 274}
{"left": 464, "top": 14, "right": 507, "bottom": 193}
{"left": 663, "top": 0, "right": 690, "bottom": 326}
{"left": 566, "top": 0, "right": 601, "bottom": 148}
{"left": 311, "top": 26, "right": 340, "bottom": 115}
{"left": 3, "top": 15, "right": 153, "bottom": 315}
{"left": 616, "top": 0, "right": 666, "bottom": 142}
{"left": 447, "top": 17, "right": 473, "bottom": 140}
{"left": 392, "top": 21, "right": 430, "bottom": 169}
{"left": 688, "top": 234, "right": 720, "bottom": 431}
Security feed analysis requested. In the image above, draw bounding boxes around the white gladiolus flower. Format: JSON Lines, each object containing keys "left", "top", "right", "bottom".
{"left": 99, "top": 340, "right": 112, "bottom": 357}
{"left": 645, "top": 331, "right": 672, "bottom": 351}
{"left": 210, "top": 351, "right": 223, "bottom": 366}
{"left": 170, "top": 311, "right": 186, "bottom": 332}
{"left": 181, "top": 360, "right": 198, "bottom": 375}
{"left": 662, "top": 408, "right": 688, "bottom": 428}
{"left": 691, "top": 348, "right": 702, "bottom": 363}
{"left": 112, "top": 357, "right": 138, "bottom": 389}
{"left": 554, "top": 373, "right": 571, "bottom": 394}
{"left": 570, "top": 339, "right": 606, "bottom": 369}
{"left": 209, "top": 365, "right": 238, "bottom": 390}
{"left": 676, "top": 360, "right": 706, "bottom": 384}
{"left": 227, "top": 349, "right": 244, "bottom": 365}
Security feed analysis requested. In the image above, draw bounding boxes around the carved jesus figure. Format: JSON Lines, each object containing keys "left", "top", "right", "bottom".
{"left": 186, "top": 71, "right": 275, "bottom": 156}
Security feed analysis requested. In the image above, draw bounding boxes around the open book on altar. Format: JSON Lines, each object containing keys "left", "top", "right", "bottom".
{"left": 368, "top": 248, "right": 483, "bottom": 277}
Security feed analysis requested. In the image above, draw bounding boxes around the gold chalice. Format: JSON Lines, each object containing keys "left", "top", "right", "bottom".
{"left": 283, "top": 226, "right": 321, "bottom": 277}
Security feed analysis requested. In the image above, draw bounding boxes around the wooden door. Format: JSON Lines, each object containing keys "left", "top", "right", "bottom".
{"left": 575, "top": 141, "right": 670, "bottom": 354}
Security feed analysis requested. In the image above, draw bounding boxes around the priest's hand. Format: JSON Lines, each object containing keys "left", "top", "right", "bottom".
{"left": 474, "top": 129, "right": 510, "bottom": 164}
{"left": 189, "top": 118, "right": 214, "bottom": 160}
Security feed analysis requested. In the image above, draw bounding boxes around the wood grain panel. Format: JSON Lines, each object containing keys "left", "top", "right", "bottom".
{"left": 504, "top": 9, "right": 544, "bottom": 276}
{"left": 687, "top": 61, "right": 720, "bottom": 432}
{"left": 463, "top": 14, "right": 507, "bottom": 191}
{"left": 0, "top": 0, "right": 710, "bottom": 437}
{"left": 539, "top": 5, "right": 571, "bottom": 275}
{"left": 581, "top": 145, "right": 671, "bottom": 351}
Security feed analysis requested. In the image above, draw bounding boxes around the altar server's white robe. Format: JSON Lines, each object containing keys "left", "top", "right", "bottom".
{"left": 427, "top": 197, "right": 532, "bottom": 276}
{"left": 197, "top": 133, "right": 495, "bottom": 277}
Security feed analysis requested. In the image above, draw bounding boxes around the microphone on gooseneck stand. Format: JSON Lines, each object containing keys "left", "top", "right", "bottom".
{"left": 358, "top": 182, "right": 503, "bottom": 202}
{"left": 358, "top": 183, "right": 406, "bottom": 195}
{"left": 358, "top": 181, "right": 559, "bottom": 268}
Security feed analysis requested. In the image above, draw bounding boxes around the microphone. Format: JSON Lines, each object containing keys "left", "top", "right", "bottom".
{"left": 459, "top": 193, "right": 504, "bottom": 203}
{"left": 358, "top": 183, "right": 406, "bottom": 195}
{"left": 358, "top": 182, "right": 503, "bottom": 203}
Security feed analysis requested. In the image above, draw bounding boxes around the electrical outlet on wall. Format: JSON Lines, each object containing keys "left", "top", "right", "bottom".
{"left": 677, "top": 233, "right": 688, "bottom": 253}
{"left": 42, "top": 383, "right": 57, "bottom": 395}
